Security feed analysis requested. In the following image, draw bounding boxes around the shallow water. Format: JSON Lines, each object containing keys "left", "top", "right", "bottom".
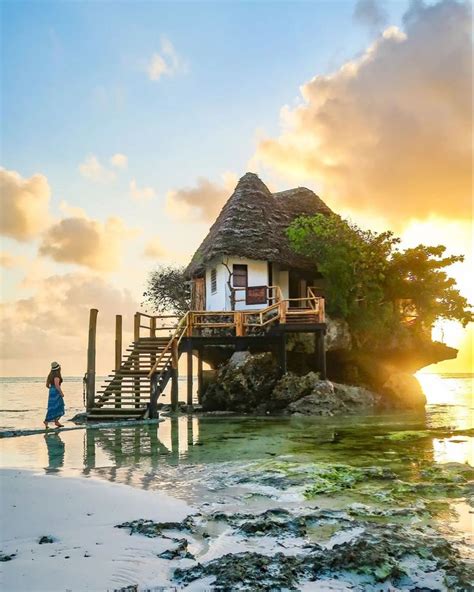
{"left": 1, "top": 373, "right": 473, "bottom": 590}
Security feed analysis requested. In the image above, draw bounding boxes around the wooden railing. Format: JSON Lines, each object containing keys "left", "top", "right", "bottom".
{"left": 147, "top": 312, "right": 190, "bottom": 377}
{"left": 138, "top": 286, "right": 325, "bottom": 378}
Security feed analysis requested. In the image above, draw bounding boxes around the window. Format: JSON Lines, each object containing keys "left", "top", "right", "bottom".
{"left": 233, "top": 264, "right": 248, "bottom": 287}
{"left": 211, "top": 268, "right": 217, "bottom": 294}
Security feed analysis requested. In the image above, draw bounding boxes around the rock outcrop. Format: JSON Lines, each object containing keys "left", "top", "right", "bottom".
{"left": 202, "top": 352, "right": 279, "bottom": 413}
{"left": 202, "top": 352, "right": 380, "bottom": 415}
{"left": 380, "top": 372, "right": 426, "bottom": 409}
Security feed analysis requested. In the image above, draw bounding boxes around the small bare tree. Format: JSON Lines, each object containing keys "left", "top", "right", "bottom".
{"left": 222, "top": 259, "right": 236, "bottom": 311}
{"left": 143, "top": 265, "right": 191, "bottom": 316}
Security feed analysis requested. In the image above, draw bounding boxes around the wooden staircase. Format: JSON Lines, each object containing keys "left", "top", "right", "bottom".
{"left": 88, "top": 336, "right": 175, "bottom": 420}
{"left": 286, "top": 307, "right": 321, "bottom": 324}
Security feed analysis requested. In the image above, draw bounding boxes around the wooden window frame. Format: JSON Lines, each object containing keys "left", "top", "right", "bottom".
{"left": 232, "top": 264, "right": 248, "bottom": 288}
{"left": 246, "top": 286, "right": 268, "bottom": 305}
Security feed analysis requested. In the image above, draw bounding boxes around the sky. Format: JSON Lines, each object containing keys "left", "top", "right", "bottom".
{"left": 0, "top": 0, "right": 472, "bottom": 376}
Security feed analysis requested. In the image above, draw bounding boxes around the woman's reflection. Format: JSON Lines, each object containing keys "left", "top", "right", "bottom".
{"left": 44, "top": 432, "right": 65, "bottom": 473}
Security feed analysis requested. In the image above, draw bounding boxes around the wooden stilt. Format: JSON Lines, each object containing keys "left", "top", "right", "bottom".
{"left": 171, "top": 339, "right": 179, "bottom": 412}
{"left": 115, "top": 315, "right": 122, "bottom": 409}
{"left": 187, "top": 342, "right": 193, "bottom": 407}
{"left": 86, "top": 309, "right": 98, "bottom": 412}
{"left": 197, "top": 349, "right": 203, "bottom": 404}
{"left": 134, "top": 312, "right": 140, "bottom": 342}
{"left": 115, "top": 315, "right": 122, "bottom": 371}
{"left": 133, "top": 313, "right": 140, "bottom": 408}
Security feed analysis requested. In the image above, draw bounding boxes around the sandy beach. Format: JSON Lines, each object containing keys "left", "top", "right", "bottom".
{"left": 0, "top": 469, "right": 192, "bottom": 591}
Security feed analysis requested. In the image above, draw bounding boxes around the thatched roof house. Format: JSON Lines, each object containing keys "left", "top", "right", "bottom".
{"left": 186, "top": 172, "right": 332, "bottom": 311}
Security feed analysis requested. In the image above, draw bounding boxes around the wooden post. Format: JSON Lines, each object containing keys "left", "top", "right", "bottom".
{"left": 197, "top": 349, "right": 203, "bottom": 404}
{"left": 319, "top": 298, "right": 326, "bottom": 323}
{"left": 280, "top": 300, "right": 287, "bottom": 324}
{"left": 149, "top": 317, "right": 157, "bottom": 403}
{"left": 171, "top": 339, "right": 179, "bottom": 412}
{"left": 134, "top": 312, "right": 140, "bottom": 342}
{"left": 86, "top": 308, "right": 98, "bottom": 412}
{"left": 115, "top": 314, "right": 122, "bottom": 412}
{"left": 187, "top": 313, "right": 193, "bottom": 337}
{"left": 133, "top": 313, "right": 140, "bottom": 408}
{"left": 235, "top": 312, "right": 244, "bottom": 337}
{"left": 187, "top": 342, "right": 193, "bottom": 407}
{"left": 115, "top": 315, "right": 122, "bottom": 371}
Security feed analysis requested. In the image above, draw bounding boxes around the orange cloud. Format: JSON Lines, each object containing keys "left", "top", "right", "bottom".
{"left": 166, "top": 173, "right": 237, "bottom": 222}
{"left": 0, "top": 251, "right": 22, "bottom": 269}
{"left": 254, "top": 0, "right": 472, "bottom": 225}
{"left": 0, "top": 168, "right": 51, "bottom": 241}
{"left": 39, "top": 215, "right": 133, "bottom": 271}
{"left": 0, "top": 273, "right": 138, "bottom": 376}
{"left": 143, "top": 237, "right": 166, "bottom": 258}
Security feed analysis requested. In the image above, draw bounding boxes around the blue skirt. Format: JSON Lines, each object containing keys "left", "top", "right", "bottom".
{"left": 45, "top": 387, "right": 65, "bottom": 422}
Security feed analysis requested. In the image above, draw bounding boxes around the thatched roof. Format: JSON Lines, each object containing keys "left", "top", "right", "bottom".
{"left": 186, "top": 172, "right": 332, "bottom": 277}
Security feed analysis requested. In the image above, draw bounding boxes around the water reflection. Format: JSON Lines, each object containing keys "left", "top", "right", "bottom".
{"left": 44, "top": 433, "right": 65, "bottom": 473}
{"left": 36, "top": 412, "right": 472, "bottom": 478}
{"left": 0, "top": 407, "right": 468, "bottom": 488}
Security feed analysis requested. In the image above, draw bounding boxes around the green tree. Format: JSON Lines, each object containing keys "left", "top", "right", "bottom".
{"left": 386, "top": 245, "right": 472, "bottom": 328}
{"left": 287, "top": 214, "right": 472, "bottom": 344}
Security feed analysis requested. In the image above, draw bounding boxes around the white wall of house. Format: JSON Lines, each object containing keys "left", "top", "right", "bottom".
{"left": 205, "top": 257, "right": 270, "bottom": 311}
{"left": 205, "top": 260, "right": 227, "bottom": 311}
{"left": 272, "top": 264, "right": 289, "bottom": 300}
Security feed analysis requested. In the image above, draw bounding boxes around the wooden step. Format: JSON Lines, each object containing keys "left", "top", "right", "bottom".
{"left": 88, "top": 412, "right": 146, "bottom": 421}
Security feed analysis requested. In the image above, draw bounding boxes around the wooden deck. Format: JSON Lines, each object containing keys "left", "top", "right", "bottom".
{"left": 87, "top": 287, "right": 326, "bottom": 420}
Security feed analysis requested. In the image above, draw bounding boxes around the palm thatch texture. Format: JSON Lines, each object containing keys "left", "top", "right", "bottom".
{"left": 185, "top": 172, "right": 332, "bottom": 277}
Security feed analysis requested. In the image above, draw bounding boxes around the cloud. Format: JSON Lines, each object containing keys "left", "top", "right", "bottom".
{"left": 166, "top": 173, "right": 238, "bottom": 222}
{"left": 143, "top": 237, "right": 165, "bottom": 259}
{"left": 0, "top": 251, "right": 22, "bottom": 268}
{"left": 110, "top": 153, "right": 128, "bottom": 169}
{"left": 0, "top": 272, "right": 138, "bottom": 375}
{"left": 0, "top": 168, "right": 51, "bottom": 241}
{"left": 147, "top": 37, "right": 184, "bottom": 81}
{"left": 353, "top": 0, "right": 387, "bottom": 29}
{"left": 78, "top": 155, "right": 116, "bottom": 183}
{"left": 39, "top": 215, "right": 133, "bottom": 271}
{"left": 130, "top": 179, "right": 156, "bottom": 201}
{"left": 254, "top": 0, "right": 472, "bottom": 226}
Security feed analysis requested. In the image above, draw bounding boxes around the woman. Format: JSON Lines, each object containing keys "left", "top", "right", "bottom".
{"left": 44, "top": 362, "right": 65, "bottom": 429}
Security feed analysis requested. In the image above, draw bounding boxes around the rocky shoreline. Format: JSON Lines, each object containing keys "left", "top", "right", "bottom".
{"left": 114, "top": 456, "right": 474, "bottom": 591}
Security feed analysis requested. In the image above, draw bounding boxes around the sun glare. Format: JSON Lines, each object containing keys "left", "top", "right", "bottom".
{"left": 416, "top": 373, "right": 452, "bottom": 405}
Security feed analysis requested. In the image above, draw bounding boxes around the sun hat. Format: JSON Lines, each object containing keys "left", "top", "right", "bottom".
{"left": 51, "top": 361, "right": 61, "bottom": 371}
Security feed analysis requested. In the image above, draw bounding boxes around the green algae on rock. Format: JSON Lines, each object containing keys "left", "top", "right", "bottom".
{"left": 173, "top": 522, "right": 473, "bottom": 591}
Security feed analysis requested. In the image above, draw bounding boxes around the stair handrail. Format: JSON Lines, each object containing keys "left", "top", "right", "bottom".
{"left": 242, "top": 300, "right": 282, "bottom": 327}
{"left": 148, "top": 312, "right": 190, "bottom": 378}
{"left": 307, "top": 287, "right": 325, "bottom": 322}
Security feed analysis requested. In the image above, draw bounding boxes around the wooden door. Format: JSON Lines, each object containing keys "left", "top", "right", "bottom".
{"left": 191, "top": 278, "right": 205, "bottom": 310}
